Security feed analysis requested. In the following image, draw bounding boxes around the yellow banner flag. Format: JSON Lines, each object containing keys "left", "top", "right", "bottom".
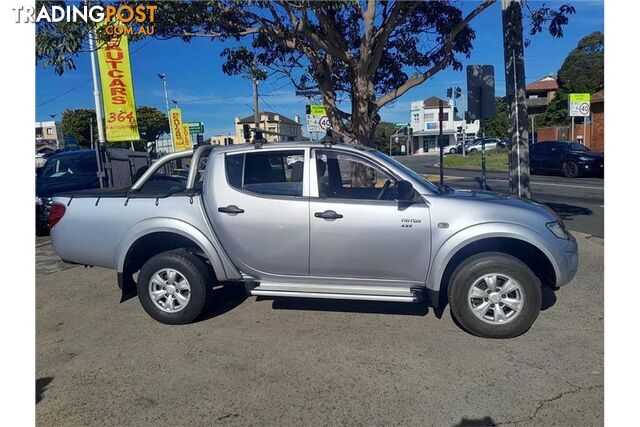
{"left": 169, "top": 108, "right": 191, "bottom": 152}
{"left": 182, "top": 125, "right": 193, "bottom": 150}
{"left": 97, "top": 23, "right": 140, "bottom": 142}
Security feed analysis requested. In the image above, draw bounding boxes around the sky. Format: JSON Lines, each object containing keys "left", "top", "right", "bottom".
{"left": 35, "top": 1, "right": 604, "bottom": 138}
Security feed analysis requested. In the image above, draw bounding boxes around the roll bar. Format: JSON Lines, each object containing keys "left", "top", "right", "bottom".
{"left": 130, "top": 144, "right": 217, "bottom": 192}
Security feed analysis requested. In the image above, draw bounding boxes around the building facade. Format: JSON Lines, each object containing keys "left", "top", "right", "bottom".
{"left": 409, "top": 96, "right": 479, "bottom": 154}
{"left": 35, "top": 121, "right": 64, "bottom": 151}
{"left": 525, "top": 74, "right": 558, "bottom": 115}
{"left": 234, "top": 112, "right": 303, "bottom": 143}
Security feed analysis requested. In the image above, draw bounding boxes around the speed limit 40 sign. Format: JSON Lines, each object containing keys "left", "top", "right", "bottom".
{"left": 569, "top": 93, "right": 590, "bottom": 117}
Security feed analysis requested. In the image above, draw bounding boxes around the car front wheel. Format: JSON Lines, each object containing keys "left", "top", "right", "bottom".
{"left": 562, "top": 161, "right": 580, "bottom": 178}
{"left": 137, "top": 250, "right": 213, "bottom": 325}
{"left": 448, "top": 252, "right": 542, "bottom": 338}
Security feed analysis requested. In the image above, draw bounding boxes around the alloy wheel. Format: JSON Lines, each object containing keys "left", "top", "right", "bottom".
{"left": 467, "top": 273, "right": 524, "bottom": 325}
{"left": 148, "top": 268, "right": 191, "bottom": 313}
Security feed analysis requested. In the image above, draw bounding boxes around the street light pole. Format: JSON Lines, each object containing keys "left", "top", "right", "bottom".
{"left": 88, "top": 29, "right": 105, "bottom": 188}
{"left": 158, "top": 73, "right": 173, "bottom": 154}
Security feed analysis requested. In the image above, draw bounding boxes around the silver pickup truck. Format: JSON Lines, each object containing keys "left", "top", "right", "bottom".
{"left": 49, "top": 141, "right": 578, "bottom": 338}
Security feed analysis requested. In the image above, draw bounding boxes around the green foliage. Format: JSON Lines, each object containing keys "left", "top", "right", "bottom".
{"left": 537, "top": 31, "right": 603, "bottom": 127}
{"left": 136, "top": 106, "right": 170, "bottom": 143}
{"left": 483, "top": 97, "right": 509, "bottom": 139}
{"left": 61, "top": 106, "right": 169, "bottom": 149}
{"left": 373, "top": 122, "right": 397, "bottom": 154}
{"left": 557, "top": 31, "right": 604, "bottom": 94}
{"left": 61, "top": 108, "right": 98, "bottom": 148}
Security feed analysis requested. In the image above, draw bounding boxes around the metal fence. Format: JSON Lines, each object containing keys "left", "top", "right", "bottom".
{"left": 103, "top": 148, "right": 151, "bottom": 189}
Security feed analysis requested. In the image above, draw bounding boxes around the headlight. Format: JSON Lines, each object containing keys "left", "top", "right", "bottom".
{"left": 546, "top": 220, "right": 569, "bottom": 240}
{"left": 36, "top": 196, "right": 42, "bottom": 206}
{"left": 578, "top": 156, "right": 593, "bottom": 161}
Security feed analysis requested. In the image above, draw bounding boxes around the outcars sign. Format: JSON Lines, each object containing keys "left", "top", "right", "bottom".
{"left": 97, "top": 22, "right": 140, "bottom": 142}
{"left": 569, "top": 93, "right": 590, "bottom": 117}
{"left": 169, "top": 108, "right": 191, "bottom": 152}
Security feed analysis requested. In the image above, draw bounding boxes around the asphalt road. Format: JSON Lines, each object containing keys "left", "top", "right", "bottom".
{"left": 396, "top": 155, "right": 604, "bottom": 238}
{"left": 36, "top": 232, "right": 603, "bottom": 426}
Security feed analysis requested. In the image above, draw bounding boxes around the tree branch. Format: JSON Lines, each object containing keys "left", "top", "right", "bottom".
{"left": 375, "top": 0, "right": 496, "bottom": 109}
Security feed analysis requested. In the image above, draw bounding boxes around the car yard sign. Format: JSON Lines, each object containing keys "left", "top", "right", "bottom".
{"left": 97, "top": 22, "right": 140, "bottom": 142}
{"left": 569, "top": 93, "right": 590, "bottom": 117}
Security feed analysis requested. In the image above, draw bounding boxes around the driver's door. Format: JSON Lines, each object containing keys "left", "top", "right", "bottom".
{"left": 308, "top": 148, "right": 430, "bottom": 283}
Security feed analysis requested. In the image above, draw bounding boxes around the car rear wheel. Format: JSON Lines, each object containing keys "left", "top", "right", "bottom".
{"left": 137, "top": 250, "right": 213, "bottom": 325}
{"left": 449, "top": 147, "right": 457, "bottom": 154}
{"left": 448, "top": 252, "right": 541, "bottom": 339}
{"left": 562, "top": 161, "right": 580, "bottom": 178}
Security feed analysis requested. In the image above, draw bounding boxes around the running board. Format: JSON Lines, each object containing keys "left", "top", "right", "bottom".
{"left": 249, "top": 289, "right": 419, "bottom": 303}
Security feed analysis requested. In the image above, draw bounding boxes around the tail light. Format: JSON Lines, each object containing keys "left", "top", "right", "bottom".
{"left": 49, "top": 203, "right": 66, "bottom": 229}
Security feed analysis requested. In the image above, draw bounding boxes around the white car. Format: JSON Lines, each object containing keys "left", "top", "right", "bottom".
{"left": 465, "top": 138, "right": 504, "bottom": 154}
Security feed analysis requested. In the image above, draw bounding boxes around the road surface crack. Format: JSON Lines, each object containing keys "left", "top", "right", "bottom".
{"left": 496, "top": 383, "right": 602, "bottom": 425}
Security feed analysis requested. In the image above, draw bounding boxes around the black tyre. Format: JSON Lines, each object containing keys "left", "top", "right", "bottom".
{"left": 449, "top": 147, "right": 457, "bottom": 154}
{"left": 562, "top": 161, "right": 580, "bottom": 178}
{"left": 448, "top": 252, "right": 542, "bottom": 339}
{"left": 469, "top": 148, "right": 477, "bottom": 153}
{"left": 137, "top": 250, "right": 213, "bottom": 325}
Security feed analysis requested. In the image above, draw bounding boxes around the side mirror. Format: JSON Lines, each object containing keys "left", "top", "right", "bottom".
{"left": 395, "top": 180, "right": 414, "bottom": 203}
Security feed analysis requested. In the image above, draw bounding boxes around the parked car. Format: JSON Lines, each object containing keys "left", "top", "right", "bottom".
{"left": 36, "top": 150, "right": 100, "bottom": 236}
{"left": 465, "top": 138, "right": 504, "bottom": 153}
{"left": 529, "top": 140, "right": 604, "bottom": 178}
{"left": 49, "top": 141, "right": 578, "bottom": 339}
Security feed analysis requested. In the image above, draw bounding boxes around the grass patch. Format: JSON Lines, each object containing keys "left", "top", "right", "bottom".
{"left": 443, "top": 148, "right": 509, "bottom": 172}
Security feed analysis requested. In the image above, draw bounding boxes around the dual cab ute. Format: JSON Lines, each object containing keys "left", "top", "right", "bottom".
{"left": 49, "top": 141, "right": 578, "bottom": 338}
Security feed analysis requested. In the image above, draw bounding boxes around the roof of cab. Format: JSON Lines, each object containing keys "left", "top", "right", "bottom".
{"left": 209, "top": 140, "right": 373, "bottom": 154}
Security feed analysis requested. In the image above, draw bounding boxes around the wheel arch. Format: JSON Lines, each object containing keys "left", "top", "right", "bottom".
{"left": 115, "top": 218, "right": 239, "bottom": 282}
{"left": 426, "top": 224, "right": 559, "bottom": 315}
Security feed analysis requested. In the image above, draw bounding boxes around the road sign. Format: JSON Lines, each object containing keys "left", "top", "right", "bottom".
{"left": 306, "top": 104, "right": 331, "bottom": 133}
{"left": 296, "top": 88, "right": 321, "bottom": 97}
{"left": 394, "top": 122, "right": 410, "bottom": 129}
{"left": 569, "top": 93, "right": 590, "bottom": 117}
{"left": 187, "top": 122, "right": 204, "bottom": 135}
{"left": 466, "top": 65, "right": 496, "bottom": 121}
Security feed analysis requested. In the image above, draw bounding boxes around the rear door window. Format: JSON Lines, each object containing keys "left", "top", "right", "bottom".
{"left": 225, "top": 150, "right": 305, "bottom": 197}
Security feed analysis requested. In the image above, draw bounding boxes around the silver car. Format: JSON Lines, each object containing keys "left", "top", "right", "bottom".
{"left": 49, "top": 141, "right": 578, "bottom": 338}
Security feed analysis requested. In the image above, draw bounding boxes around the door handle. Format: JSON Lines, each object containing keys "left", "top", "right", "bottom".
{"left": 314, "top": 210, "right": 343, "bottom": 220}
{"left": 218, "top": 205, "right": 244, "bottom": 215}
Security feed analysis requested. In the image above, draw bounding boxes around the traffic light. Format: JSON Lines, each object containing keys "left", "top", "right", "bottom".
{"left": 454, "top": 87, "right": 462, "bottom": 98}
{"left": 446, "top": 87, "right": 453, "bottom": 98}
{"left": 242, "top": 124, "right": 251, "bottom": 141}
{"left": 196, "top": 134, "right": 204, "bottom": 144}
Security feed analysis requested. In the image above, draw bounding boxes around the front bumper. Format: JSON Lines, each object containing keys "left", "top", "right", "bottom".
{"left": 578, "top": 160, "right": 604, "bottom": 177}
{"left": 554, "top": 232, "right": 579, "bottom": 288}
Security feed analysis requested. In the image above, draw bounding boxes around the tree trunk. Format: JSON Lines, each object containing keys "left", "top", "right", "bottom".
{"left": 502, "top": 0, "right": 531, "bottom": 199}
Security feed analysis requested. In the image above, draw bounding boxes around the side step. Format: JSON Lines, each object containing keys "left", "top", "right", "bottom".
{"left": 249, "top": 288, "right": 420, "bottom": 303}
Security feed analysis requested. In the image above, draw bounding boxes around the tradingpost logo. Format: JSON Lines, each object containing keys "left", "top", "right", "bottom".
{"left": 13, "top": 3, "right": 157, "bottom": 35}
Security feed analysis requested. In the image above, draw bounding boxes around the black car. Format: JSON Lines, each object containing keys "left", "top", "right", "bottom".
{"left": 529, "top": 140, "right": 604, "bottom": 178}
{"left": 36, "top": 150, "right": 100, "bottom": 235}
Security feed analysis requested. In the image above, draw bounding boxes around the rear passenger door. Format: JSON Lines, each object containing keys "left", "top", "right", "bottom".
{"left": 209, "top": 148, "right": 310, "bottom": 276}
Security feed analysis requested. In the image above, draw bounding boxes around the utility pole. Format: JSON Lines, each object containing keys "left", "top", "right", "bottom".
{"left": 438, "top": 100, "right": 445, "bottom": 189}
{"left": 253, "top": 76, "right": 259, "bottom": 131}
{"left": 502, "top": 0, "right": 531, "bottom": 199}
